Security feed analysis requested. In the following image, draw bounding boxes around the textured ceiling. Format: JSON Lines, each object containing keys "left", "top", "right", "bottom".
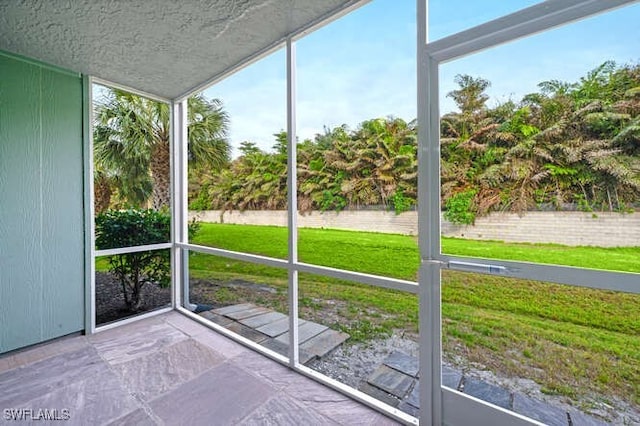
{"left": 0, "top": 0, "right": 361, "bottom": 100}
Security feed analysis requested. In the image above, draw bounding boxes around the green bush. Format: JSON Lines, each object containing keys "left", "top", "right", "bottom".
{"left": 96, "top": 209, "right": 171, "bottom": 250}
{"left": 95, "top": 209, "right": 199, "bottom": 311}
{"left": 444, "top": 189, "right": 477, "bottom": 225}
{"left": 188, "top": 189, "right": 213, "bottom": 211}
{"left": 319, "top": 190, "right": 347, "bottom": 212}
{"left": 391, "top": 189, "right": 415, "bottom": 214}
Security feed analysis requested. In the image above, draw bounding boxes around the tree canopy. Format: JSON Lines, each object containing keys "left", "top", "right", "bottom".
{"left": 188, "top": 61, "right": 640, "bottom": 221}
{"left": 94, "top": 89, "right": 230, "bottom": 212}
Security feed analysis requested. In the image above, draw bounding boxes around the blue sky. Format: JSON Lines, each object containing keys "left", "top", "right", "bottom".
{"left": 204, "top": 0, "right": 640, "bottom": 154}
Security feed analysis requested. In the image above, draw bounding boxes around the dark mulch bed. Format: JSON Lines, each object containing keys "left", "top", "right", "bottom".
{"left": 95, "top": 272, "right": 172, "bottom": 325}
{"left": 95, "top": 275, "right": 233, "bottom": 325}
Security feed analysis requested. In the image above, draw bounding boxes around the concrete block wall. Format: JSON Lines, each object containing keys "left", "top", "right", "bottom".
{"left": 442, "top": 211, "right": 640, "bottom": 247}
{"left": 190, "top": 210, "right": 420, "bottom": 235}
{"left": 189, "top": 210, "right": 639, "bottom": 247}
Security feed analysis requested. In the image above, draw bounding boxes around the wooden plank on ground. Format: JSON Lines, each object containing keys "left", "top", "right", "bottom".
{"left": 199, "top": 311, "right": 234, "bottom": 326}
{"left": 367, "top": 364, "right": 414, "bottom": 399}
{"left": 384, "top": 350, "right": 419, "bottom": 377}
{"left": 358, "top": 382, "right": 401, "bottom": 408}
{"left": 275, "top": 321, "right": 328, "bottom": 345}
{"left": 300, "top": 329, "right": 350, "bottom": 358}
{"left": 239, "top": 311, "right": 287, "bottom": 329}
{"left": 226, "top": 306, "right": 271, "bottom": 321}
{"left": 260, "top": 339, "right": 315, "bottom": 364}
{"left": 256, "top": 317, "right": 306, "bottom": 338}
{"left": 225, "top": 322, "right": 268, "bottom": 343}
{"left": 212, "top": 303, "right": 255, "bottom": 316}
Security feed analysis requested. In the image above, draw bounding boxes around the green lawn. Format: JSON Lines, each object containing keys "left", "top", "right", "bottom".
{"left": 188, "top": 223, "right": 640, "bottom": 407}
{"left": 444, "top": 237, "right": 640, "bottom": 273}
{"left": 191, "top": 223, "right": 640, "bottom": 277}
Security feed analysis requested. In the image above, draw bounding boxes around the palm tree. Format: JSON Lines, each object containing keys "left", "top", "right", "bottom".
{"left": 298, "top": 125, "right": 351, "bottom": 211}
{"left": 94, "top": 88, "right": 230, "bottom": 210}
{"left": 93, "top": 166, "right": 114, "bottom": 214}
{"left": 204, "top": 133, "right": 289, "bottom": 212}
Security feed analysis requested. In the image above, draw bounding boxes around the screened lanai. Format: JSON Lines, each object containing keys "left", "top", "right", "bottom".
{"left": 1, "top": 1, "right": 639, "bottom": 425}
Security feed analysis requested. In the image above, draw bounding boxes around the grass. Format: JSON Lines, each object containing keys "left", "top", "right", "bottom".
{"left": 444, "top": 237, "right": 640, "bottom": 273}
{"left": 186, "top": 223, "right": 640, "bottom": 407}
{"left": 191, "top": 223, "right": 640, "bottom": 277}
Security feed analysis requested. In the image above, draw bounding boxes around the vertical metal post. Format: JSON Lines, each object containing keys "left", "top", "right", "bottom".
{"left": 286, "top": 37, "right": 300, "bottom": 366}
{"left": 417, "top": 0, "right": 443, "bottom": 424}
{"left": 180, "top": 100, "right": 190, "bottom": 309}
{"left": 171, "top": 100, "right": 189, "bottom": 309}
{"left": 170, "top": 100, "right": 177, "bottom": 309}
{"left": 82, "top": 75, "right": 96, "bottom": 334}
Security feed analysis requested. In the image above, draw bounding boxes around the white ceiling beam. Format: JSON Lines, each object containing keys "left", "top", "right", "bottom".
{"left": 425, "top": 0, "right": 639, "bottom": 63}
{"left": 92, "top": 77, "right": 171, "bottom": 104}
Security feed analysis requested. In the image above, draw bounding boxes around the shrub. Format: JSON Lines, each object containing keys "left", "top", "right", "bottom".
{"left": 444, "top": 189, "right": 477, "bottom": 225}
{"left": 188, "top": 189, "right": 213, "bottom": 211}
{"left": 391, "top": 189, "right": 415, "bottom": 214}
{"left": 95, "top": 209, "right": 198, "bottom": 311}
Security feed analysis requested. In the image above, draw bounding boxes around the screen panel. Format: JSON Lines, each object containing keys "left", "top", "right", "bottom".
{"left": 95, "top": 249, "right": 172, "bottom": 326}
{"left": 438, "top": 3, "right": 640, "bottom": 276}
{"left": 93, "top": 83, "right": 172, "bottom": 248}
{"left": 187, "top": 252, "right": 290, "bottom": 355}
{"left": 441, "top": 270, "right": 640, "bottom": 424}
{"left": 296, "top": 0, "right": 419, "bottom": 281}
{"left": 299, "top": 271, "right": 420, "bottom": 418}
{"left": 190, "top": 48, "right": 288, "bottom": 259}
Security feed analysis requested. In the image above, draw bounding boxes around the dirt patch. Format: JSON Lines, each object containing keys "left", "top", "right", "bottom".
{"left": 95, "top": 272, "right": 171, "bottom": 325}
{"left": 189, "top": 278, "right": 288, "bottom": 313}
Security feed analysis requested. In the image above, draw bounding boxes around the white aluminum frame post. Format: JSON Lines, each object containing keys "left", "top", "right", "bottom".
{"left": 286, "top": 37, "right": 300, "bottom": 366}
{"left": 82, "top": 75, "right": 95, "bottom": 334}
{"left": 171, "top": 99, "right": 189, "bottom": 310}
{"left": 416, "top": 0, "right": 443, "bottom": 424}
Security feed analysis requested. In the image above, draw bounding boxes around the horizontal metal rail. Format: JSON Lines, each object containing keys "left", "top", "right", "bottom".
{"left": 441, "top": 255, "right": 640, "bottom": 295}
{"left": 92, "top": 77, "right": 171, "bottom": 104}
{"left": 177, "top": 243, "right": 288, "bottom": 269}
{"left": 295, "top": 262, "right": 419, "bottom": 294}
{"left": 93, "top": 307, "right": 173, "bottom": 334}
{"left": 178, "top": 243, "right": 419, "bottom": 294}
{"left": 95, "top": 243, "right": 172, "bottom": 257}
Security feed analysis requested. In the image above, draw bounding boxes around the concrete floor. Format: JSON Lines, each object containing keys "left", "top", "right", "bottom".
{"left": 0, "top": 312, "right": 399, "bottom": 425}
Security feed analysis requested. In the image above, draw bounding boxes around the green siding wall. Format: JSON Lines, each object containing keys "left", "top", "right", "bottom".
{"left": 0, "top": 52, "right": 85, "bottom": 353}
